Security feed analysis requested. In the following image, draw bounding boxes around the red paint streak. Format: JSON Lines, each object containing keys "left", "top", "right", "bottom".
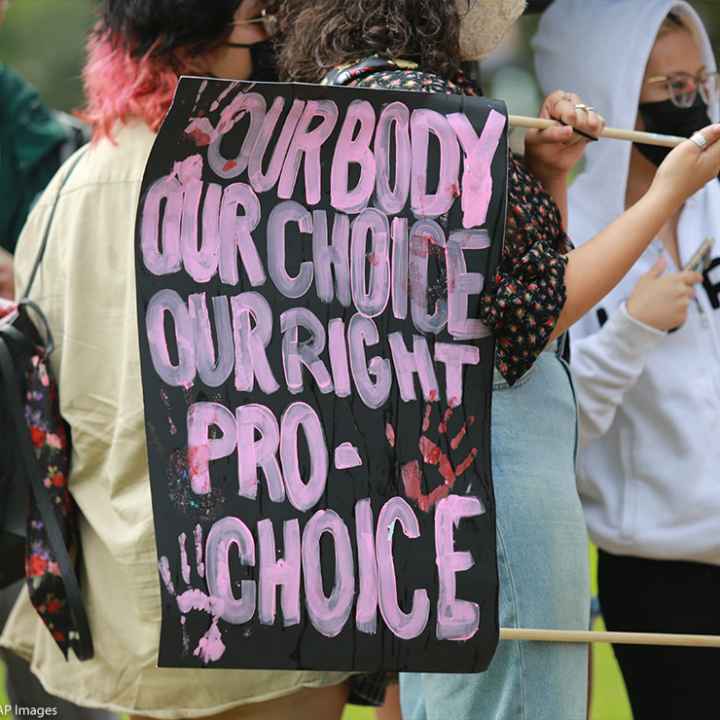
{"left": 419, "top": 436, "right": 442, "bottom": 466}
{"left": 423, "top": 485, "right": 450, "bottom": 512}
{"left": 223, "top": 160, "right": 237, "bottom": 172}
{"left": 187, "top": 445, "right": 209, "bottom": 478}
{"left": 422, "top": 402, "right": 432, "bottom": 432}
{"left": 385, "top": 422, "right": 396, "bottom": 448}
{"left": 367, "top": 252, "right": 381, "bottom": 266}
{"left": 450, "top": 182, "right": 461, "bottom": 198}
{"left": 456, "top": 448, "right": 478, "bottom": 476}
{"left": 188, "top": 128, "right": 211, "bottom": 146}
{"left": 401, "top": 460, "right": 422, "bottom": 501}
{"left": 401, "top": 454, "right": 453, "bottom": 513}
{"left": 438, "top": 407, "right": 454, "bottom": 434}
{"left": 437, "top": 452, "right": 456, "bottom": 486}
{"left": 451, "top": 416, "right": 475, "bottom": 450}
{"left": 410, "top": 233, "right": 438, "bottom": 258}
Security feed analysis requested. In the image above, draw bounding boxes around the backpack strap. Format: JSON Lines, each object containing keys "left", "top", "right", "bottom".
{"left": 23, "top": 147, "right": 88, "bottom": 301}
{"left": 6, "top": 145, "right": 94, "bottom": 659}
{"left": 0, "top": 337, "right": 93, "bottom": 660}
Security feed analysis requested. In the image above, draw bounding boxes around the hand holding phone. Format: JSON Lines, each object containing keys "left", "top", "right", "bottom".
{"left": 683, "top": 237, "right": 715, "bottom": 274}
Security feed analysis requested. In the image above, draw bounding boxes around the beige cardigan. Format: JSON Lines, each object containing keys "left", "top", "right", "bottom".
{"left": 1, "top": 120, "right": 349, "bottom": 718}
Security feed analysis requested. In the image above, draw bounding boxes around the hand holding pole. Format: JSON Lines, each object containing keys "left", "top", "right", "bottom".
{"left": 509, "top": 114, "right": 685, "bottom": 148}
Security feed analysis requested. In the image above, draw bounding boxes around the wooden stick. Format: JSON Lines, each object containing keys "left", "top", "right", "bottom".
{"left": 509, "top": 115, "right": 686, "bottom": 148}
{"left": 501, "top": 628, "right": 720, "bottom": 648}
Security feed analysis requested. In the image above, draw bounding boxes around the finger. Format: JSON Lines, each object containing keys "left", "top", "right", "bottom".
{"left": 567, "top": 126, "right": 597, "bottom": 143}
{"left": 549, "top": 91, "right": 582, "bottom": 126}
{"left": 556, "top": 103, "right": 579, "bottom": 127}
{"left": 648, "top": 256, "right": 668, "bottom": 277}
{"left": 561, "top": 100, "right": 602, "bottom": 141}
{"left": 584, "top": 110, "right": 604, "bottom": 136}
{"left": 540, "top": 90, "right": 573, "bottom": 119}
{"left": 534, "top": 125, "right": 574, "bottom": 144}
{"left": 684, "top": 124, "right": 720, "bottom": 189}
{"left": 596, "top": 113, "right": 608, "bottom": 134}
{"left": 159, "top": 556, "right": 176, "bottom": 595}
{"left": 179, "top": 532, "right": 191, "bottom": 585}
{"left": 194, "top": 524, "right": 205, "bottom": 578}
{"left": 689, "top": 124, "right": 720, "bottom": 151}
{"left": 678, "top": 270, "right": 704, "bottom": 285}
{"left": 568, "top": 133, "right": 593, "bottom": 147}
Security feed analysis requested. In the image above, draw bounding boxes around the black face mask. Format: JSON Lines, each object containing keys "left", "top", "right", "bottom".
{"left": 635, "top": 95, "right": 712, "bottom": 167}
{"left": 225, "top": 39, "right": 278, "bottom": 82}
{"left": 524, "top": 0, "right": 556, "bottom": 13}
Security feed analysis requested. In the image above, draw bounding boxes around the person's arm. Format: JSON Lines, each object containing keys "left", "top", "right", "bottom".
{"left": 572, "top": 255, "right": 701, "bottom": 443}
{"left": 551, "top": 124, "right": 720, "bottom": 340}
{"left": 539, "top": 175, "right": 568, "bottom": 230}
{"left": 572, "top": 305, "right": 665, "bottom": 443}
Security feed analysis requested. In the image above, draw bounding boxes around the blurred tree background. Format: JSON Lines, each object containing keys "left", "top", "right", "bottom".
{"left": 0, "top": 1, "right": 97, "bottom": 112}
{"left": 1, "top": 1, "right": 719, "bottom": 114}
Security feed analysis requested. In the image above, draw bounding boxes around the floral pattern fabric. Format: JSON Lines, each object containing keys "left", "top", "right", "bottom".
{"left": 23, "top": 346, "right": 80, "bottom": 658}
{"left": 326, "top": 58, "right": 571, "bottom": 385}
{"left": 0, "top": 295, "right": 82, "bottom": 659}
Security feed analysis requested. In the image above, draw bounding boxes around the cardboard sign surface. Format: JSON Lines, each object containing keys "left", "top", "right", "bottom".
{"left": 135, "top": 77, "right": 508, "bottom": 671}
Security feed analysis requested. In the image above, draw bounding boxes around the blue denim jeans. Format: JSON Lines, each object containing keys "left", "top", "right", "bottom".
{"left": 400, "top": 351, "right": 590, "bottom": 720}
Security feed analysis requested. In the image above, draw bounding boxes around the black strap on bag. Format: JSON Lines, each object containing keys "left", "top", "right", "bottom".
{"left": 0, "top": 340, "right": 93, "bottom": 659}
{"left": 0, "top": 147, "right": 93, "bottom": 659}
{"left": 23, "top": 149, "right": 88, "bottom": 298}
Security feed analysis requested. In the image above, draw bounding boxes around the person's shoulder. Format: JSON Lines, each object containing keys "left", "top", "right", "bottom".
{"left": 64, "top": 120, "right": 157, "bottom": 193}
{"left": 353, "top": 69, "right": 464, "bottom": 96}
{"left": 24, "top": 119, "right": 157, "bottom": 235}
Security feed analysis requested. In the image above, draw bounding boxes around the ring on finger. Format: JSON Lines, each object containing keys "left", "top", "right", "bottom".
{"left": 690, "top": 132, "right": 708, "bottom": 149}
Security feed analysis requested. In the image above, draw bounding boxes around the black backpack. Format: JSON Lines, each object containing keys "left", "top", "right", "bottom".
{"left": 0, "top": 149, "right": 93, "bottom": 660}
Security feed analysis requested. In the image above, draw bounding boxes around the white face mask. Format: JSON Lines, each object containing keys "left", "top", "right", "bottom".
{"left": 456, "top": 0, "right": 527, "bottom": 60}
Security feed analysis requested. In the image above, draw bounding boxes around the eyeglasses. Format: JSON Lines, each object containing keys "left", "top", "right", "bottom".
{"left": 647, "top": 70, "right": 720, "bottom": 108}
{"left": 231, "top": 9, "right": 278, "bottom": 37}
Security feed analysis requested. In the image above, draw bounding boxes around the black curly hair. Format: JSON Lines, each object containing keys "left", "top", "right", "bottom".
{"left": 273, "top": 0, "right": 463, "bottom": 83}
{"left": 98, "top": 0, "right": 243, "bottom": 58}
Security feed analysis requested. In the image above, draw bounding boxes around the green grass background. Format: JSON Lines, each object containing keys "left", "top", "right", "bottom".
{"left": 1, "top": 546, "right": 631, "bottom": 719}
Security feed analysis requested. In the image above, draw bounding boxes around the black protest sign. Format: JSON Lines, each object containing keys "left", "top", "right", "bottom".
{"left": 135, "top": 76, "right": 508, "bottom": 672}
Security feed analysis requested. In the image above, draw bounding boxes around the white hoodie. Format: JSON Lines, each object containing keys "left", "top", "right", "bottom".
{"left": 533, "top": 0, "right": 720, "bottom": 565}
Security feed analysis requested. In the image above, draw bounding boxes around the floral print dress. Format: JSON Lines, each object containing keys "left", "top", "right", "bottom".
{"left": 324, "top": 57, "right": 572, "bottom": 385}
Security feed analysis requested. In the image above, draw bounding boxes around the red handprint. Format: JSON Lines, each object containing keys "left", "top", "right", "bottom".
{"left": 393, "top": 394, "right": 478, "bottom": 512}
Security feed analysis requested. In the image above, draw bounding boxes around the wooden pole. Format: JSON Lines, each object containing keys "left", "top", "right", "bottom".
{"left": 509, "top": 115, "right": 686, "bottom": 148}
{"left": 501, "top": 628, "right": 720, "bottom": 648}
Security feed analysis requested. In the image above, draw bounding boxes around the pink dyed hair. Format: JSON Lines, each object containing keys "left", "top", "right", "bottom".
{"left": 80, "top": 27, "right": 203, "bottom": 142}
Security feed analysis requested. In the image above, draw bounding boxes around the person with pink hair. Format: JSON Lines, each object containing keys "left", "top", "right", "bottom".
{"left": 0, "top": 3, "right": 352, "bottom": 720}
